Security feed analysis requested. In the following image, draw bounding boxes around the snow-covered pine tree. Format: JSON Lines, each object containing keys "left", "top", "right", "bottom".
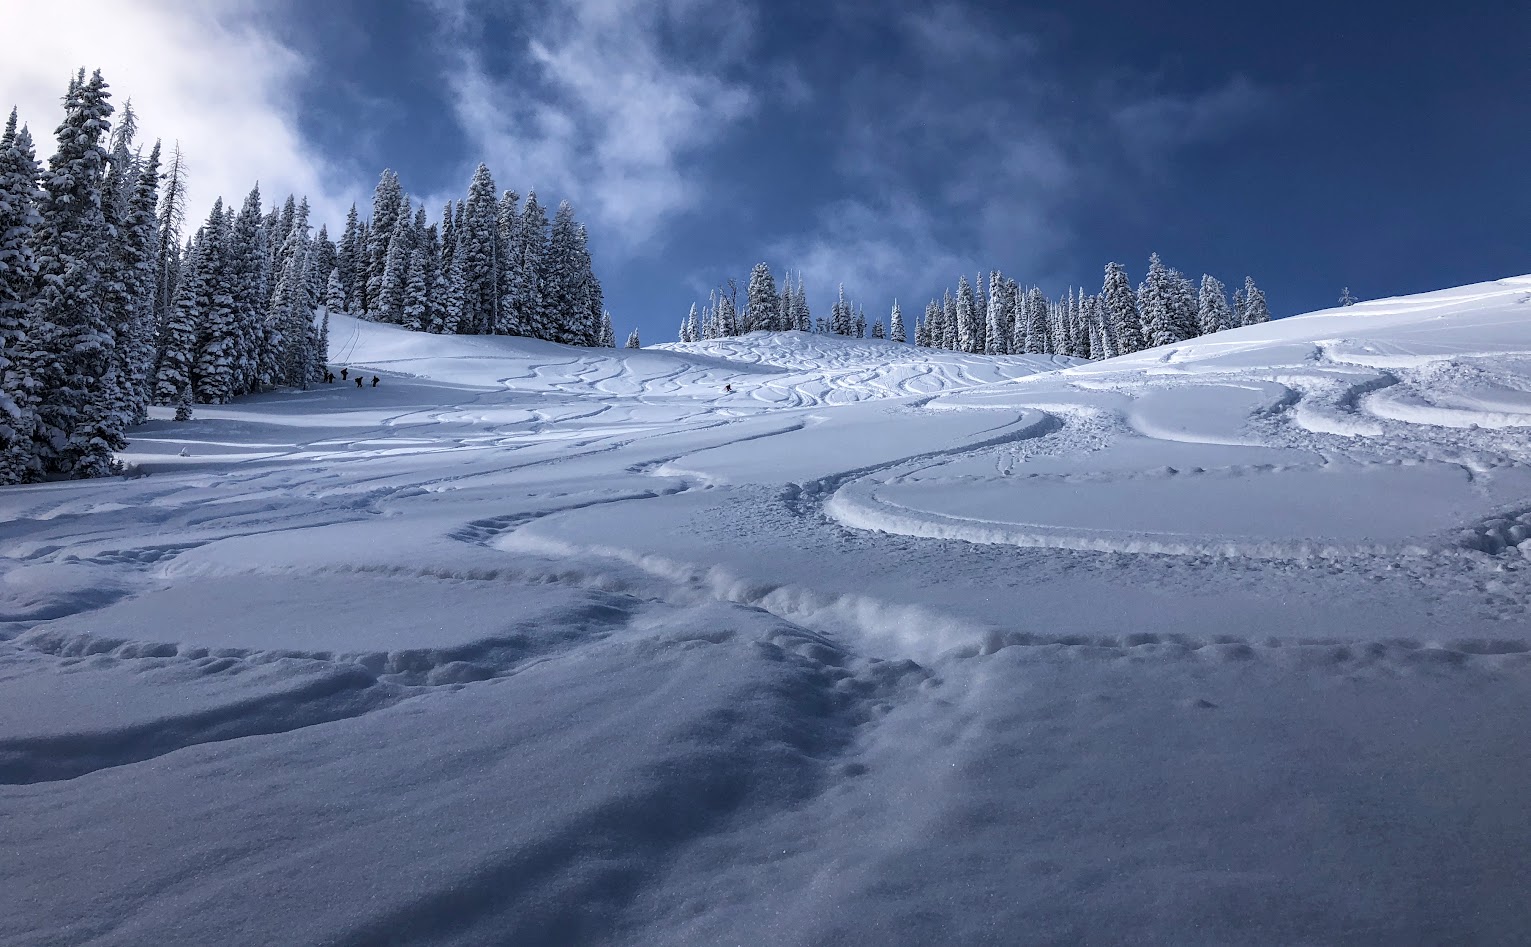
{"left": 309, "top": 223, "right": 336, "bottom": 307}
{"left": 363, "top": 169, "right": 403, "bottom": 316}
{"left": 155, "top": 228, "right": 201, "bottom": 405}
{"left": 984, "top": 271, "right": 1008, "bottom": 354}
{"left": 625, "top": 328, "right": 640, "bottom": 348}
{"left": 376, "top": 202, "right": 413, "bottom": 325}
{"left": 745, "top": 262, "right": 780, "bottom": 333}
{"left": 337, "top": 203, "right": 362, "bottom": 313}
{"left": 228, "top": 185, "right": 269, "bottom": 397}
{"left": 955, "top": 275, "right": 978, "bottom": 353}
{"left": 1169, "top": 268, "right": 1199, "bottom": 341}
{"left": 1022, "top": 286, "right": 1049, "bottom": 354}
{"left": 1242, "top": 277, "right": 1270, "bottom": 326}
{"left": 268, "top": 198, "right": 316, "bottom": 389}
{"left": 545, "top": 200, "right": 584, "bottom": 343}
{"left": 918, "top": 300, "right": 938, "bottom": 347}
{"left": 153, "top": 141, "right": 187, "bottom": 349}
{"left": 941, "top": 289, "right": 958, "bottom": 350}
{"left": 1339, "top": 287, "right": 1357, "bottom": 307}
{"left": 456, "top": 166, "right": 500, "bottom": 335}
{"left": 599, "top": 311, "right": 615, "bottom": 347}
{"left": 716, "top": 285, "right": 739, "bottom": 337}
{"left": 513, "top": 189, "right": 548, "bottom": 339}
{"left": 190, "top": 200, "right": 239, "bottom": 403}
{"left": 855, "top": 304, "right": 866, "bottom": 339}
{"left": 28, "top": 69, "right": 125, "bottom": 478}
{"left": 573, "top": 224, "right": 601, "bottom": 346}
{"left": 1137, "top": 253, "right": 1183, "bottom": 348}
{"left": 890, "top": 300, "right": 905, "bottom": 343}
{"left": 1231, "top": 288, "right": 1246, "bottom": 327}
{"left": 402, "top": 244, "right": 429, "bottom": 332}
{"left": 830, "top": 283, "right": 851, "bottom": 336}
{"left": 494, "top": 189, "right": 520, "bottom": 335}
{"left": 1101, "top": 261, "right": 1142, "bottom": 354}
{"left": 324, "top": 266, "right": 345, "bottom": 318}
{"left": 1197, "top": 274, "right": 1231, "bottom": 336}
{"left": 779, "top": 271, "right": 793, "bottom": 332}
{"left": 792, "top": 276, "right": 811, "bottom": 332}
{"left": 680, "top": 303, "right": 699, "bottom": 342}
{"left": 0, "top": 109, "right": 42, "bottom": 483}
{"left": 115, "top": 139, "right": 161, "bottom": 424}
{"left": 174, "top": 381, "right": 193, "bottom": 421}
{"left": 871, "top": 318, "right": 884, "bottom": 339}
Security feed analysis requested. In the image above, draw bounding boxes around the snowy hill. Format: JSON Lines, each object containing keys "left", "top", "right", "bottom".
{"left": 4, "top": 277, "right": 1531, "bottom": 944}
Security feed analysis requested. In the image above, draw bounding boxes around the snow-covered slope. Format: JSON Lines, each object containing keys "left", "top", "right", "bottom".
{"left": 4, "top": 278, "right": 1531, "bottom": 945}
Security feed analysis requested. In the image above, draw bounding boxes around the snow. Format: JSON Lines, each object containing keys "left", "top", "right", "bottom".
{"left": 5, "top": 278, "right": 1531, "bottom": 943}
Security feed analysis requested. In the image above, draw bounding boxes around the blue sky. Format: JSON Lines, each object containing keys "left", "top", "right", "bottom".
{"left": 7, "top": 0, "right": 1530, "bottom": 343}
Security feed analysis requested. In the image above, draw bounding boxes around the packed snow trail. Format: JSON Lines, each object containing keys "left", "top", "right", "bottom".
{"left": 4, "top": 280, "right": 1531, "bottom": 944}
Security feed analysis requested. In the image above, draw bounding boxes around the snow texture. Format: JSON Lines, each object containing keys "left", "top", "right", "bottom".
{"left": 5, "top": 276, "right": 1531, "bottom": 944}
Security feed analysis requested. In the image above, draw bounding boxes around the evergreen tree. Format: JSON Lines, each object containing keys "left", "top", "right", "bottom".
{"left": 511, "top": 189, "right": 547, "bottom": 338}
{"left": 155, "top": 231, "right": 200, "bottom": 406}
{"left": 889, "top": 300, "right": 905, "bottom": 343}
{"left": 1197, "top": 274, "right": 1232, "bottom": 336}
{"left": 364, "top": 169, "right": 402, "bottom": 315}
{"left": 1137, "top": 253, "right": 1185, "bottom": 348}
{"left": 115, "top": 139, "right": 161, "bottom": 424}
{"left": 745, "top": 262, "right": 780, "bottom": 332}
{"left": 228, "top": 185, "right": 268, "bottom": 397}
{"left": 830, "top": 283, "right": 852, "bottom": 336}
{"left": 599, "top": 311, "right": 615, "bottom": 347}
{"left": 544, "top": 201, "right": 585, "bottom": 342}
{"left": 337, "top": 203, "right": 362, "bottom": 312}
{"left": 791, "top": 275, "right": 810, "bottom": 331}
{"left": 309, "top": 223, "right": 337, "bottom": 306}
{"left": 681, "top": 303, "right": 699, "bottom": 342}
{"left": 152, "top": 141, "right": 187, "bottom": 381}
{"left": 625, "top": 328, "right": 640, "bottom": 348}
{"left": 376, "top": 202, "right": 413, "bottom": 325}
{"left": 855, "top": 304, "right": 866, "bottom": 339}
{"left": 1242, "top": 277, "right": 1271, "bottom": 326}
{"left": 0, "top": 110, "right": 42, "bottom": 483}
{"left": 324, "top": 266, "right": 345, "bottom": 315}
{"left": 29, "top": 69, "right": 124, "bottom": 478}
{"left": 1339, "top": 287, "right": 1358, "bottom": 307}
{"left": 268, "top": 198, "right": 316, "bottom": 389}
{"left": 871, "top": 318, "right": 885, "bottom": 339}
{"left": 941, "top": 289, "right": 958, "bottom": 350}
{"left": 190, "top": 200, "right": 238, "bottom": 403}
{"left": 174, "top": 381, "right": 193, "bottom": 421}
{"left": 1231, "top": 288, "right": 1246, "bottom": 327}
{"left": 401, "top": 244, "right": 429, "bottom": 332}
{"left": 955, "top": 275, "right": 979, "bottom": 353}
{"left": 984, "top": 271, "right": 1008, "bottom": 354}
{"left": 1101, "top": 262, "right": 1143, "bottom": 354}
{"left": 1022, "top": 286, "right": 1050, "bottom": 354}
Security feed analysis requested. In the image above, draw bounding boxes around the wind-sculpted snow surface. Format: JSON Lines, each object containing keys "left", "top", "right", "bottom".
{"left": 5, "top": 281, "right": 1531, "bottom": 944}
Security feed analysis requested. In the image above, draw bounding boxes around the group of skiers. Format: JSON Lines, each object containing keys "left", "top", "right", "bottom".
{"left": 322, "top": 367, "right": 380, "bottom": 388}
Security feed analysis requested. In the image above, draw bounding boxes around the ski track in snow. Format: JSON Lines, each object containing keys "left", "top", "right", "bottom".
{"left": 5, "top": 283, "right": 1531, "bottom": 944}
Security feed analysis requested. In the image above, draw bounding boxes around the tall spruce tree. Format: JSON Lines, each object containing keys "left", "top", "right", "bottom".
{"left": 1241, "top": 277, "right": 1271, "bottom": 326}
{"left": 29, "top": 69, "right": 124, "bottom": 478}
{"left": 363, "top": 169, "right": 402, "bottom": 316}
{"left": 1197, "top": 274, "right": 1231, "bottom": 336}
{"left": 745, "top": 262, "right": 780, "bottom": 332}
{"left": 0, "top": 110, "right": 42, "bottom": 483}
{"left": 889, "top": 300, "right": 905, "bottom": 343}
{"left": 337, "top": 203, "right": 362, "bottom": 312}
{"left": 1101, "top": 262, "right": 1143, "bottom": 355}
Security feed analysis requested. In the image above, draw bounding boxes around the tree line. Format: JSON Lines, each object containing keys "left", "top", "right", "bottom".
{"left": 679, "top": 257, "right": 1271, "bottom": 358}
{"left": 337, "top": 166, "right": 614, "bottom": 346}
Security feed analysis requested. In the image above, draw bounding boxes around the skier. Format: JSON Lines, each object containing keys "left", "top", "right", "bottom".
{"left": 341, "top": 368, "right": 348, "bottom": 381}
{"left": 372, "top": 376, "right": 380, "bottom": 387}
{"left": 724, "top": 383, "right": 733, "bottom": 393}
{"left": 355, "top": 376, "right": 363, "bottom": 388}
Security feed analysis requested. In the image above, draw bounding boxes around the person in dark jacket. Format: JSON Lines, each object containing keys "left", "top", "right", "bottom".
{"left": 355, "top": 376, "right": 363, "bottom": 388}
{"left": 341, "top": 368, "right": 348, "bottom": 381}
{"left": 371, "top": 375, "right": 380, "bottom": 387}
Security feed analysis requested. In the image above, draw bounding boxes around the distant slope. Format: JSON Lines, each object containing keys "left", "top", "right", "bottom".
{"left": 334, "top": 316, "right": 1083, "bottom": 408}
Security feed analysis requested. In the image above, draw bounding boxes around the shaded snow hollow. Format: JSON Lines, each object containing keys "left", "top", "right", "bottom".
{"left": 5, "top": 277, "right": 1531, "bottom": 944}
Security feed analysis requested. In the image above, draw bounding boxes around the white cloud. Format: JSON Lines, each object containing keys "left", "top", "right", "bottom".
{"left": 2, "top": 0, "right": 351, "bottom": 229}
{"left": 423, "top": 0, "right": 754, "bottom": 252}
